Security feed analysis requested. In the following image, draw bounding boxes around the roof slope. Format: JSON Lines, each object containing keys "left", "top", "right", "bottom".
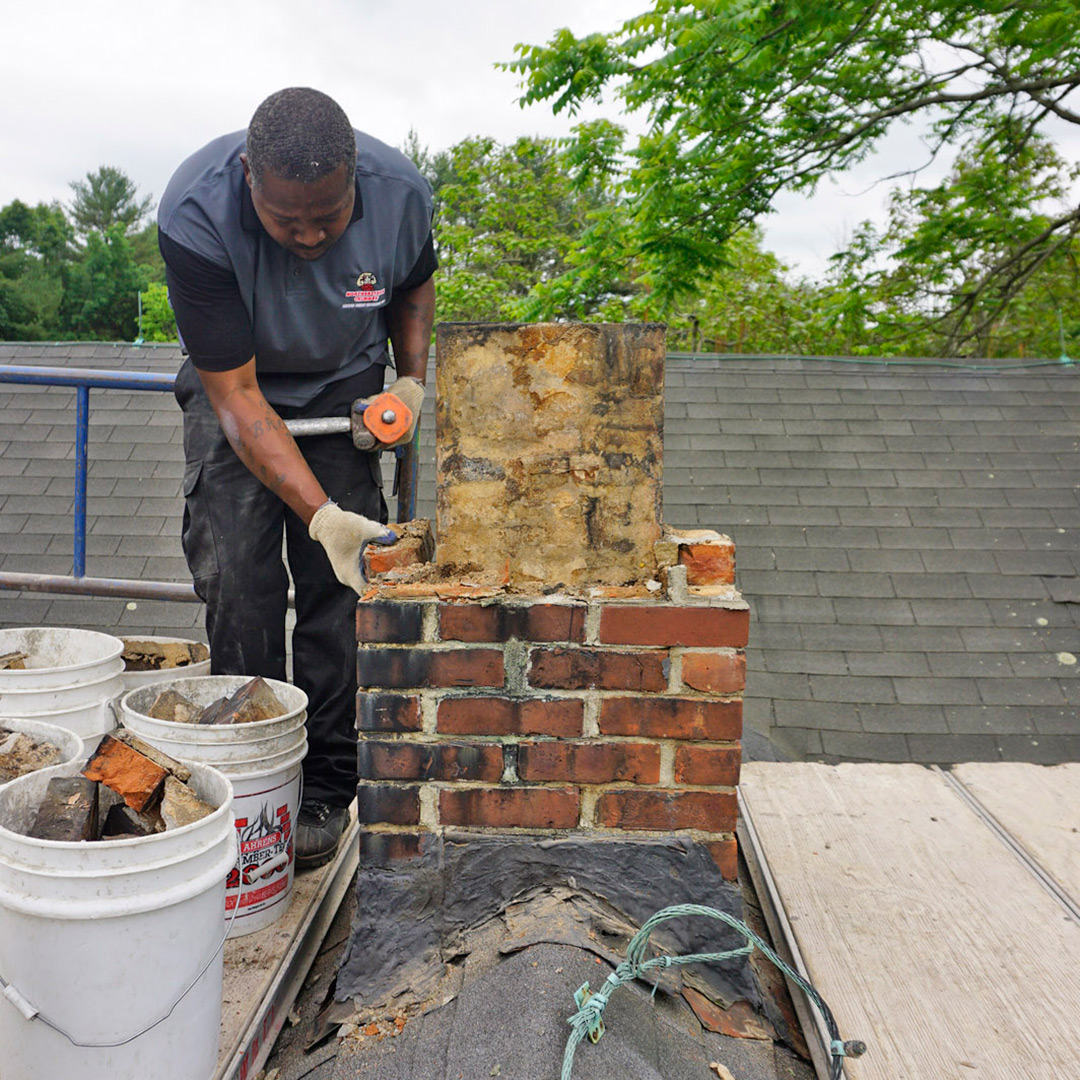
{"left": 1, "top": 344, "right": 1077, "bottom": 764}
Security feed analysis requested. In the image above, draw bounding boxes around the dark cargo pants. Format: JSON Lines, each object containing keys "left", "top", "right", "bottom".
{"left": 174, "top": 359, "right": 387, "bottom": 807}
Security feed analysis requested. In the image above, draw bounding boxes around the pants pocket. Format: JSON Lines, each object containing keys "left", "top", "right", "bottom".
{"left": 181, "top": 460, "right": 220, "bottom": 591}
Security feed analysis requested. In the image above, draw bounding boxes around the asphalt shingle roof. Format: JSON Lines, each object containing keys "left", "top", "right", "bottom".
{"left": 1, "top": 343, "right": 1077, "bottom": 764}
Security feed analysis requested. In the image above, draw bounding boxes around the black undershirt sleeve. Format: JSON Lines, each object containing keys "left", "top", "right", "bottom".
{"left": 395, "top": 231, "right": 438, "bottom": 293}
{"left": 159, "top": 231, "right": 254, "bottom": 371}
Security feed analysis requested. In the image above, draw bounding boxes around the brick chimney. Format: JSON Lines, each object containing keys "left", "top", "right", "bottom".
{"left": 338, "top": 324, "right": 751, "bottom": 1012}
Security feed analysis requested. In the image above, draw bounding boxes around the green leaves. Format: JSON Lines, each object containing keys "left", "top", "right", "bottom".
{"left": 509, "top": 0, "right": 1080, "bottom": 355}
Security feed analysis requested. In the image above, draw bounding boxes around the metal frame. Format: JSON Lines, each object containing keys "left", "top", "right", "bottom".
{"left": 0, "top": 363, "right": 418, "bottom": 602}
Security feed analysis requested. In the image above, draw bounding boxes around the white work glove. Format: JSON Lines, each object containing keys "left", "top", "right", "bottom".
{"left": 361, "top": 375, "right": 425, "bottom": 448}
{"left": 308, "top": 502, "right": 397, "bottom": 596}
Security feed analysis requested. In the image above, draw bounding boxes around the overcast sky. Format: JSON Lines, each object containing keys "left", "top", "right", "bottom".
{"left": 3, "top": 0, "right": 1051, "bottom": 279}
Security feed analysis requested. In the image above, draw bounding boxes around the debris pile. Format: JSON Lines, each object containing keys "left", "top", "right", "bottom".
{"left": 0, "top": 728, "right": 64, "bottom": 782}
{"left": 121, "top": 638, "right": 209, "bottom": 672}
{"left": 25, "top": 731, "right": 216, "bottom": 842}
{"left": 147, "top": 676, "right": 288, "bottom": 726}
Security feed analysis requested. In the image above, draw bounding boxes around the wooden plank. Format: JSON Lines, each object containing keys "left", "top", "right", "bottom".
{"left": 215, "top": 810, "right": 359, "bottom": 1080}
{"left": 952, "top": 763, "right": 1080, "bottom": 902}
{"left": 740, "top": 762, "right": 1080, "bottom": 1080}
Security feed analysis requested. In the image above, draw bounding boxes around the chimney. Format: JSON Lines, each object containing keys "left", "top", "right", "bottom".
{"left": 339, "top": 323, "right": 750, "bottom": 1013}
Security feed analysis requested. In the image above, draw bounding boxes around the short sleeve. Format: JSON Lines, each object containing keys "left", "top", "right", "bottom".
{"left": 159, "top": 231, "right": 254, "bottom": 371}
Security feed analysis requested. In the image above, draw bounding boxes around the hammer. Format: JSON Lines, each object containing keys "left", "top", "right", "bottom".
{"left": 283, "top": 390, "right": 413, "bottom": 451}
{"left": 284, "top": 390, "right": 418, "bottom": 522}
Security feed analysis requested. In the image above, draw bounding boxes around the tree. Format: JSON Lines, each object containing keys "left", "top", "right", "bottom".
{"left": 0, "top": 199, "right": 73, "bottom": 338}
{"left": 509, "top": 1, "right": 1080, "bottom": 352}
{"left": 831, "top": 131, "right": 1080, "bottom": 356}
{"left": 69, "top": 166, "right": 154, "bottom": 240}
{"left": 136, "top": 281, "right": 178, "bottom": 342}
{"left": 59, "top": 224, "right": 149, "bottom": 340}
{"left": 427, "top": 132, "right": 628, "bottom": 323}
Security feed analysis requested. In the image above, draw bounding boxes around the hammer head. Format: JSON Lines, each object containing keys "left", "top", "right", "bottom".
{"left": 349, "top": 391, "right": 413, "bottom": 450}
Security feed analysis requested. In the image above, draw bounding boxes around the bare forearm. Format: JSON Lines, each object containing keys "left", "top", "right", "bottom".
{"left": 199, "top": 370, "right": 328, "bottom": 525}
{"left": 387, "top": 277, "right": 435, "bottom": 383}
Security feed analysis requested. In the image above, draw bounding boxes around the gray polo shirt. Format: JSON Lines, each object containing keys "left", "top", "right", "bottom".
{"left": 158, "top": 129, "right": 435, "bottom": 406}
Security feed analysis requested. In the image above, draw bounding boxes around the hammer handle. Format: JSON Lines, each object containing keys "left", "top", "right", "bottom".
{"left": 283, "top": 417, "right": 351, "bottom": 437}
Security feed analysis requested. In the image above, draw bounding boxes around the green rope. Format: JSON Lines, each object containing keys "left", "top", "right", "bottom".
{"left": 561, "top": 904, "right": 863, "bottom": 1080}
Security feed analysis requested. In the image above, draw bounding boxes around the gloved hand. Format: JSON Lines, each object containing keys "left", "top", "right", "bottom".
{"left": 308, "top": 502, "right": 397, "bottom": 596}
{"left": 361, "top": 375, "right": 425, "bottom": 448}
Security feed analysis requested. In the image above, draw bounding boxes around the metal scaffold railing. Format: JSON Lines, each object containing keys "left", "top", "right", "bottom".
{"left": 0, "top": 363, "right": 418, "bottom": 603}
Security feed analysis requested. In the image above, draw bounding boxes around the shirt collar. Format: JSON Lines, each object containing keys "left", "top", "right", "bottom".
{"left": 240, "top": 174, "right": 365, "bottom": 233}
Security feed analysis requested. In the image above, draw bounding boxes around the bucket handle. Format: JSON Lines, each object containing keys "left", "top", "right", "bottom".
{"left": 0, "top": 843, "right": 255, "bottom": 1048}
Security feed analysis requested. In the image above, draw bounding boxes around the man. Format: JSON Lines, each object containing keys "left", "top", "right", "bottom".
{"left": 158, "top": 88, "right": 436, "bottom": 867}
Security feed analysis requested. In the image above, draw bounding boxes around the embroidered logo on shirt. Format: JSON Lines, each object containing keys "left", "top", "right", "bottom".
{"left": 343, "top": 271, "right": 386, "bottom": 308}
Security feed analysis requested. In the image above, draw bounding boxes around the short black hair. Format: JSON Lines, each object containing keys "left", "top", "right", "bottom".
{"left": 246, "top": 88, "right": 357, "bottom": 186}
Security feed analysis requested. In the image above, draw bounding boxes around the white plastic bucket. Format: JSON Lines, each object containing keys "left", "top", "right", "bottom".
{"left": 0, "top": 718, "right": 85, "bottom": 789}
{"left": 119, "top": 635, "right": 211, "bottom": 692}
{"left": 0, "top": 759, "right": 236, "bottom": 1080}
{"left": 120, "top": 675, "right": 308, "bottom": 937}
{"left": 0, "top": 628, "right": 125, "bottom": 740}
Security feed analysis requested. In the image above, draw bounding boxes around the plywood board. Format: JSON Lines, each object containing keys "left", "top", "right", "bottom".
{"left": 952, "top": 762, "right": 1080, "bottom": 902}
{"left": 740, "top": 762, "right": 1080, "bottom": 1080}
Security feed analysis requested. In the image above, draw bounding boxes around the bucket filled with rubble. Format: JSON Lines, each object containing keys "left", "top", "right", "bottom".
{"left": 120, "top": 635, "right": 212, "bottom": 692}
{"left": 0, "top": 735, "right": 235, "bottom": 1080}
{"left": 120, "top": 674, "right": 307, "bottom": 936}
{"left": 0, "top": 718, "right": 84, "bottom": 789}
{"left": 0, "top": 627, "right": 124, "bottom": 740}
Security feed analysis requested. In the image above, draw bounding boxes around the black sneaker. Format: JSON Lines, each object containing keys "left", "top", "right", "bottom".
{"left": 296, "top": 800, "right": 349, "bottom": 870}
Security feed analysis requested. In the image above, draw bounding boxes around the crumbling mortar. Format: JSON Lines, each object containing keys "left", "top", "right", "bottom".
{"left": 658, "top": 743, "right": 676, "bottom": 786}
{"left": 421, "top": 601, "right": 439, "bottom": 643}
{"left": 582, "top": 696, "right": 600, "bottom": 737}
{"left": 503, "top": 639, "right": 531, "bottom": 696}
{"left": 584, "top": 601, "right": 601, "bottom": 646}
{"left": 421, "top": 692, "right": 438, "bottom": 734}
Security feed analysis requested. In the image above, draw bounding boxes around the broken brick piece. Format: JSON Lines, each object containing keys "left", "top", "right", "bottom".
{"left": 0, "top": 730, "right": 63, "bottom": 783}
{"left": 102, "top": 800, "right": 163, "bottom": 838}
{"left": 160, "top": 776, "right": 215, "bottom": 830}
{"left": 199, "top": 677, "right": 287, "bottom": 725}
{"left": 82, "top": 735, "right": 168, "bottom": 813}
{"left": 113, "top": 729, "right": 191, "bottom": 782}
{"left": 147, "top": 688, "right": 200, "bottom": 724}
{"left": 28, "top": 776, "right": 99, "bottom": 841}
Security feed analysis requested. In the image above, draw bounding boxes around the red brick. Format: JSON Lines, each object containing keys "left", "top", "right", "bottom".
{"left": 706, "top": 838, "right": 739, "bottom": 882}
{"left": 437, "top": 697, "right": 583, "bottom": 737}
{"left": 673, "top": 746, "right": 741, "bottom": 787}
{"left": 356, "top": 693, "right": 422, "bottom": 732}
{"left": 599, "top": 605, "right": 749, "bottom": 648}
{"left": 594, "top": 789, "right": 736, "bottom": 832}
{"left": 82, "top": 735, "right": 167, "bottom": 812}
{"left": 528, "top": 647, "right": 668, "bottom": 692}
{"left": 599, "top": 697, "right": 742, "bottom": 741}
{"left": 681, "top": 651, "right": 746, "bottom": 695}
{"left": 356, "top": 599, "right": 426, "bottom": 644}
{"left": 517, "top": 741, "right": 660, "bottom": 784}
{"left": 363, "top": 535, "right": 432, "bottom": 577}
{"left": 438, "top": 786, "right": 579, "bottom": 829}
{"left": 358, "top": 740, "right": 503, "bottom": 782}
{"left": 358, "top": 647, "right": 504, "bottom": 689}
{"left": 679, "top": 540, "right": 735, "bottom": 586}
{"left": 358, "top": 832, "right": 425, "bottom": 863}
{"left": 439, "top": 602, "right": 586, "bottom": 643}
{"left": 356, "top": 784, "right": 420, "bottom": 825}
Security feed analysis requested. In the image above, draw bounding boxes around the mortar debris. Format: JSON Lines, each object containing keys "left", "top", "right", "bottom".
{"left": 147, "top": 676, "right": 288, "bottom": 725}
{"left": 0, "top": 729, "right": 63, "bottom": 782}
{"left": 22, "top": 733, "right": 217, "bottom": 843}
{"left": 122, "top": 638, "right": 209, "bottom": 673}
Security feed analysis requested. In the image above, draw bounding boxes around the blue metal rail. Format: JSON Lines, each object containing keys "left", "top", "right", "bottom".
{"left": 0, "top": 364, "right": 418, "bottom": 603}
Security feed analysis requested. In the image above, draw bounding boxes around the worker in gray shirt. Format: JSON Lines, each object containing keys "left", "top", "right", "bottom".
{"left": 158, "top": 87, "right": 436, "bottom": 868}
